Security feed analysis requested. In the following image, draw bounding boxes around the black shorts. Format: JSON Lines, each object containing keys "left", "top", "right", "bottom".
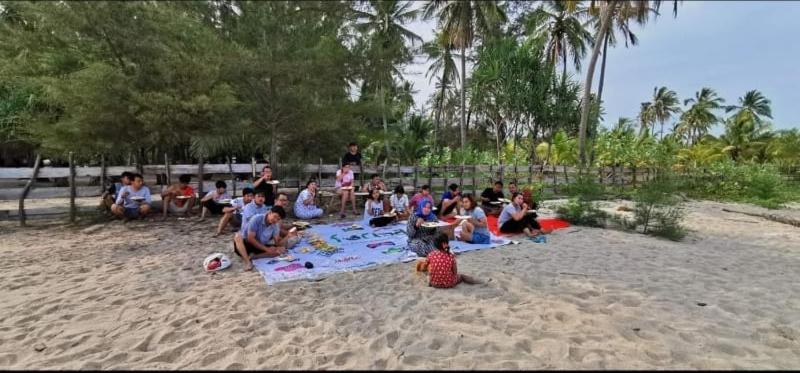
{"left": 203, "top": 200, "right": 225, "bottom": 215}
{"left": 369, "top": 216, "right": 394, "bottom": 227}
{"left": 230, "top": 213, "right": 242, "bottom": 228}
{"left": 233, "top": 239, "right": 274, "bottom": 257}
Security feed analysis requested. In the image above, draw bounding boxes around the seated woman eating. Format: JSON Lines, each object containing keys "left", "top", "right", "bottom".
{"left": 498, "top": 192, "right": 541, "bottom": 238}
{"left": 454, "top": 194, "right": 491, "bottom": 245}
{"left": 335, "top": 163, "right": 358, "bottom": 219}
{"left": 294, "top": 180, "right": 324, "bottom": 220}
{"left": 406, "top": 200, "right": 441, "bottom": 257}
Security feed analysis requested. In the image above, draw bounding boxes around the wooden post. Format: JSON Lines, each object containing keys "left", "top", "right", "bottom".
{"left": 443, "top": 165, "right": 449, "bottom": 196}
{"left": 164, "top": 153, "right": 171, "bottom": 186}
{"left": 251, "top": 157, "right": 257, "bottom": 179}
{"left": 563, "top": 165, "right": 569, "bottom": 186}
{"left": 69, "top": 152, "right": 76, "bottom": 223}
{"left": 227, "top": 156, "right": 236, "bottom": 197}
{"left": 551, "top": 164, "right": 558, "bottom": 193}
{"left": 632, "top": 166, "right": 637, "bottom": 188}
{"left": 427, "top": 165, "right": 432, "bottom": 188}
{"left": 489, "top": 164, "right": 493, "bottom": 183}
{"left": 499, "top": 164, "right": 505, "bottom": 184}
{"left": 397, "top": 164, "right": 402, "bottom": 188}
{"left": 459, "top": 164, "right": 464, "bottom": 191}
{"left": 527, "top": 164, "right": 533, "bottom": 186}
{"left": 318, "top": 158, "right": 323, "bottom": 187}
{"left": 472, "top": 165, "right": 477, "bottom": 195}
{"left": 513, "top": 164, "right": 518, "bottom": 186}
{"left": 19, "top": 153, "right": 42, "bottom": 227}
{"left": 198, "top": 155, "right": 205, "bottom": 198}
{"left": 100, "top": 154, "right": 107, "bottom": 194}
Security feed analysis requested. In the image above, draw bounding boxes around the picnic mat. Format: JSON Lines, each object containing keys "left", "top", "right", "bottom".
{"left": 485, "top": 214, "right": 571, "bottom": 236}
{"left": 252, "top": 220, "right": 512, "bottom": 285}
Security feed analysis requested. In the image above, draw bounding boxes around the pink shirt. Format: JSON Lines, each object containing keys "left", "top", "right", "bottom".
{"left": 335, "top": 169, "right": 354, "bottom": 189}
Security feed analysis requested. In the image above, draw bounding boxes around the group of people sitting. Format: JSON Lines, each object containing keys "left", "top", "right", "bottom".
{"left": 100, "top": 143, "right": 544, "bottom": 284}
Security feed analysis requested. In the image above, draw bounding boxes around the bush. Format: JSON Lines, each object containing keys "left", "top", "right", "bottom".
{"left": 634, "top": 173, "right": 687, "bottom": 241}
{"left": 557, "top": 176, "right": 606, "bottom": 227}
{"left": 684, "top": 161, "right": 794, "bottom": 209}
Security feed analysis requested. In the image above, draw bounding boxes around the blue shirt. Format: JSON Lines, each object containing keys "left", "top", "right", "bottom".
{"left": 115, "top": 185, "right": 152, "bottom": 209}
{"left": 230, "top": 197, "right": 246, "bottom": 214}
{"left": 240, "top": 202, "right": 268, "bottom": 235}
{"left": 442, "top": 191, "right": 455, "bottom": 200}
{"left": 243, "top": 213, "right": 281, "bottom": 245}
{"left": 469, "top": 207, "right": 490, "bottom": 236}
{"left": 498, "top": 203, "right": 520, "bottom": 227}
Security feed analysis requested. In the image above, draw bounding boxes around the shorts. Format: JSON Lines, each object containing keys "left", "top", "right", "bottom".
{"left": 233, "top": 239, "right": 268, "bottom": 257}
{"left": 470, "top": 231, "right": 491, "bottom": 245}
{"left": 168, "top": 200, "right": 190, "bottom": 214}
{"left": 230, "top": 213, "right": 242, "bottom": 228}
{"left": 123, "top": 207, "right": 140, "bottom": 219}
{"left": 202, "top": 200, "right": 225, "bottom": 215}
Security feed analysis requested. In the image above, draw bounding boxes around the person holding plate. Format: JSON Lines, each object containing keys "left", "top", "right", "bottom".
{"left": 498, "top": 192, "right": 541, "bottom": 238}
{"left": 363, "top": 188, "right": 393, "bottom": 227}
{"left": 200, "top": 180, "right": 231, "bottom": 219}
{"left": 480, "top": 181, "right": 505, "bottom": 215}
{"left": 111, "top": 173, "right": 152, "bottom": 220}
{"left": 436, "top": 183, "right": 461, "bottom": 217}
{"left": 214, "top": 187, "right": 254, "bottom": 236}
{"left": 294, "top": 180, "right": 324, "bottom": 220}
{"left": 161, "top": 174, "right": 196, "bottom": 218}
{"left": 390, "top": 185, "right": 411, "bottom": 220}
{"left": 335, "top": 163, "right": 358, "bottom": 218}
{"left": 252, "top": 165, "right": 277, "bottom": 207}
{"left": 454, "top": 194, "right": 491, "bottom": 244}
{"left": 406, "top": 200, "right": 440, "bottom": 257}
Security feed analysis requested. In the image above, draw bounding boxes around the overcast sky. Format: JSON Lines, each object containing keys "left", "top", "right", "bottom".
{"left": 403, "top": 1, "right": 800, "bottom": 132}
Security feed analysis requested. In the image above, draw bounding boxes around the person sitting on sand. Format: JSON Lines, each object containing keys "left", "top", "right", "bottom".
{"left": 161, "top": 174, "right": 196, "bottom": 218}
{"left": 365, "top": 174, "right": 387, "bottom": 193}
{"left": 390, "top": 185, "right": 411, "bottom": 220}
{"left": 102, "top": 171, "right": 133, "bottom": 212}
{"left": 454, "top": 194, "right": 491, "bottom": 245}
{"left": 214, "top": 187, "right": 254, "bottom": 236}
{"left": 364, "top": 188, "right": 393, "bottom": 227}
{"left": 409, "top": 184, "right": 434, "bottom": 215}
{"left": 111, "top": 173, "right": 152, "bottom": 220}
{"left": 480, "top": 181, "right": 505, "bottom": 215}
{"left": 498, "top": 192, "right": 541, "bottom": 238}
{"left": 233, "top": 206, "right": 288, "bottom": 271}
{"left": 335, "top": 164, "right": 358, "bottom": 218}
{"left": 274, "top": 193, "right": 301, "bottom": 249}
{"left": 427, "top": 233, "right": 481, "bottom": 288}
{"left": 294, "top": 180, "right": 324, "bottom": 220}
{"left": 200, "top": 180, "right": 231, "bottom": 219}
{"left": 436, "top": 183, "right": 461, "bottom": 217}
{"left": 241, "top": 191, "right": 269, "bottom": 229}
{"left": 406, "top": 199, "right": 439, "bottom": 257}
{"left": 251, "top": 165, "right": 277, "bottom": 208}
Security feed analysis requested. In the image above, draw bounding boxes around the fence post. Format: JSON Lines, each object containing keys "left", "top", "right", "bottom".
{"left": 551, "top": 164, "right": 558, "bottom": 194}
{"left": 427, "top": 165, "right": 432, "bottom": 189}
{"left": 459, "top": 164, "right": 464, "bottom": 191}
{"left": 251, "top": 157, "right": 257, "bottom": 179}
{"left": 443, "top": 165, "right": 449, "bottom": 196}
{"left": 413, "top": 165, "right": 418, "bottom": 190}
{"left": 227, "top": 156, "right": 236, "bottom": 197}
{"left": 100, "top": 154, "right": 107, "bottom": 194}
{"left": 318, "top": 158, "right": 323, "bottom": 187}
{"left": 164, "top": 153, "right": 171, "bottom": 186}
{"left": 489, "top": 164, "right": 493, "bottom": 183}
{"left": 472, "top": 165, "right": 477, "bottom": 195}
{"left": 499, "top": 164, "right": 505, "bottom": 185}
{"left": 69, "top": 152, "right": 76, "bottom": 223}
{"left": 18, "top": 153, "right": 42, "bottom": 227}
{"left": 528, "top": 164, "right": 533, "bottom": 186}
{"left": 198, "top": 155, "right": 205, "bottom": 198}
{"left": 632, "top": 166, "right": 637, "bottom": 188}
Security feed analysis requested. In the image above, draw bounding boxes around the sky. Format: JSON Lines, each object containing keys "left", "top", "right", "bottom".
{"left": 403, "top": 1, "right": 800, "bottom": 133}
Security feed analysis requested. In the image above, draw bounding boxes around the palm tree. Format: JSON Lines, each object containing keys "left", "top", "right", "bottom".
{"left": 719, "top": 114, "right": 773, "bottom": 162}
{"left": 638, "top": 101, "right": 654, "bottom": 137}
{"left": 422, "top": 29, "right": 460, "bottom": 154}
{"left": 577, "top": 0, "right": 680, "bottom": 165}
{"left": 424, "top": 0, "right": 507, "bottom": 149}
{"left": 355, "top": 0, "right": 422, "bottom": 163}
{"left": 676, "top": 88, "right": 724, "bottom": 145}
{"left": 612, "top": 117, "right": 636, "bottom": 135}
{"left": 525, "top": 0, "right": 593, "bottom": 79}
{"left": 725, "top": 89, "right": 773, "bottom": 125}
{"left": 642, "top": 86, "right": 680, "bottom": 140}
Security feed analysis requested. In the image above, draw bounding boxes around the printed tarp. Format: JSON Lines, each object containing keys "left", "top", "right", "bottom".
{"left": 252, "top": 220, "right": 512, "bottom": 285}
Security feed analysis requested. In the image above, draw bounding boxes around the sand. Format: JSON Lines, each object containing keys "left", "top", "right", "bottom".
{"left": 0, "top": 200, "right": 799, "bottom": 369}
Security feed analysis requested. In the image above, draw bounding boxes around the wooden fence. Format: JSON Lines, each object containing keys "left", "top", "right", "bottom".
{"left": 1, "top": 158, "right": 660, "bottom": 223}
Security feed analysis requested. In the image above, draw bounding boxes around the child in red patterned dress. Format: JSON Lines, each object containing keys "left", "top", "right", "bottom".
{"left": 427, "top": 233, "right": 481, "bottom": 288}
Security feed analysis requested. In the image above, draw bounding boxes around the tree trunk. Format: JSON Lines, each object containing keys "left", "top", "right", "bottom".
{"left": 459, "top": 44, "right": 467, "bottom": 148}
{"left": 578, "top": 3, "right": 615, "bottom": 166}
{"left": 381, "top": 84, "right": 391, "bottom": 164}
{"left": 19, "top": 153, "right": 42, "bottom": 227}
{"left": 597, "top": 32, "right": 610, "bottom": 105}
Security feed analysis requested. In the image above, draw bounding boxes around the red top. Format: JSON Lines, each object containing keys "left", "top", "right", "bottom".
{"left": 428, "top": 250, "right": 459, "bottom": 288}
{"left": 175, "top": 185, "right": 195, "bottom": 207}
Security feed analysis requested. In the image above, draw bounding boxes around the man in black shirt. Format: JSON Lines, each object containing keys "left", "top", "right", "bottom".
{"left": 480, "top": 181, "right": 505, "bottom": 215}
{"left": 342, "top": 142, "right": 362, "bottom": 166}
{"left": 252, "top": 165, "right": 277, "bottom": 207}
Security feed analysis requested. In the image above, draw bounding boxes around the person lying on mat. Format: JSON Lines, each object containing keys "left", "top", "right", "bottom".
{"left": 498, "top": 192, "right": 541, "bottom": 238}
{"left": 406, "top": 200, "right": 441, "bottom": 257}
{"left": 111, "top": 173, "right": 152, "bottom": 220}
{"left": 390, "top": 185, "right": 411, "bottom": 220}
{"left": 436, "top": 183, "right": 461, "bottom": 217}
{"left": 233, "top": 206, "right": 288, "bottom": 271}
{"left": 364, "top": 188, "right": 394, "bottom": 227}
{"left": 427, "top": 233, "right": 481, "bottom": 288}
{"left": 161, "top": 174, "right": 196, "bottom": 219}
{"left": 454, "top": 194, "right": 491, "bottom": 245}
{"left": 294, "top": 180, "right": 324, "bottom": 220}
{"left": 214, "top": 187, "right": 254, "bottom": 237}
{"left": 274, "top": 192, "right": 301, "bottom": 249}
{"left": 480, "top": 181, "right": 505, "bottom": 215}
{"left": 200, "top": 180, "right": 232, "bottom": 219}
{"left": 409, "top": 184, "right": 434, "bottom": 215}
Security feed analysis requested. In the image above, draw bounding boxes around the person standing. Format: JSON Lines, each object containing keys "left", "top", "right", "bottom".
{"left": 341, "top": 142, "right": 362, "bottom": 166}
{"left": 252, "top": 165, "right": 277, "bottom": 208}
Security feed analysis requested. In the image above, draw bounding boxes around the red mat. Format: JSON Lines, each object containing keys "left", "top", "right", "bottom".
{"left": 485, "top": 214, "right": 570, "bottom": 236}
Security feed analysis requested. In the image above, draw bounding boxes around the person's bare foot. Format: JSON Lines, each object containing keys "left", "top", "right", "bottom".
{"left": 213, "top": 231, "right": 222, "bottom": 237}
{"left": 243, "top": 261, "right": 254, "bottom": 271}
{"left": 523, "top": 227, "right": 540, "bottom": 238}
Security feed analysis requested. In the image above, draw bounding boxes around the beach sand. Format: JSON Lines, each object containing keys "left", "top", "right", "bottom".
{"left": 0, "top": 200, "right": 798, "bottom": 369}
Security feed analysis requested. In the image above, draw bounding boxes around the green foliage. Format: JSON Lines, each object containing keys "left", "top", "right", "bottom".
{"left": 683, "top": 161, "right": 795, "bottom": 209}
{"left": 557, "top": 176, "right": 606, "bottom": 227}
{"left": 633, "top": 173, "right": 686, "bottom": 240}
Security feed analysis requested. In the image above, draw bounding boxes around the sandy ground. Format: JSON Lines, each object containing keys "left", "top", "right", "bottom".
{"left": 0, "top": 200, "right": 799, "bottom": 369}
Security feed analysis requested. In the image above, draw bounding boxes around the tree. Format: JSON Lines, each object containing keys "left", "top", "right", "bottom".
{"left": 642, "top": 86, "right": 681, "bottom": 140}
{"left": 422, "top": 29, "right": 459, "bottom": 153}
{"left": 424, "top": 0, "right": 507, "bottom": 149}
{"left": 524, "top": 0, "right": 593, "bottom": 79}
{"left": 725, "top": 89, "right": 773, "bottom": 125}
{"left": 578, "top": 0, "right": 680, "bottom": 165}
{"left": 675, "top": 87, "right": 725, "bottom": 145}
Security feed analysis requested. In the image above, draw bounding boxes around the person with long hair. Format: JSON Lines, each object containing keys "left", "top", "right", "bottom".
{"left": 454, "top": 194, "right": 491, "bottom": 244}
{"left": 335, "top": 163, "right": 358, "bottom": 218}
{"left": 363, "top": 188, "right": 393, "bottom": 227}
{"left": 294, "top": 180, "right": 324, "bottom": 220}
{"left": 498, "top": 192, "right": 541, "bottom": 238}
{"left": 427, "top": 233, "right": 481, "bottom": 288}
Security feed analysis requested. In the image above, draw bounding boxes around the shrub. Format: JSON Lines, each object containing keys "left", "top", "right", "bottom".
{"left": 634, "top": 173, "right": 686, "bottom": 241}
{"left": 684, "top": 161, "right": 794, "bottom": 209}
{"left": 557, "top": 176, "right": 606, "bottom": 227}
